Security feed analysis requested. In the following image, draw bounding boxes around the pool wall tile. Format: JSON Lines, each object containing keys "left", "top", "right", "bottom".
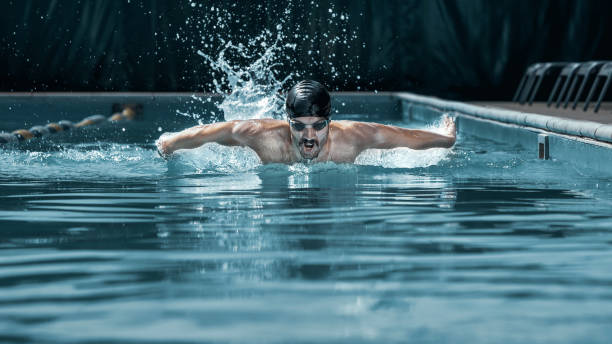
{"left": 548, "top": 135, "right": 612, "bottom": 171}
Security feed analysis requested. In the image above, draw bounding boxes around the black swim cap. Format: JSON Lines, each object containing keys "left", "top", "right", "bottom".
{"left": 285, "top": 80, "right": 331, "bottom": 119}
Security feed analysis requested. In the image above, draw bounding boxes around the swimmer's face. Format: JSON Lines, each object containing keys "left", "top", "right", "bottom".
{"left": 288, "top": 116, "right": 330, "bottom": 160}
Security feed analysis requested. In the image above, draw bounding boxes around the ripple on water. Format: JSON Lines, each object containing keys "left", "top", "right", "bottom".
{"left": 2, "top": 132, "right": 612, "bottom": 343}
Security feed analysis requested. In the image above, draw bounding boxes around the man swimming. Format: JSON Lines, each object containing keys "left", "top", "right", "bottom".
{"left": 156, "top": 80, "right": 456, "bottom": 164}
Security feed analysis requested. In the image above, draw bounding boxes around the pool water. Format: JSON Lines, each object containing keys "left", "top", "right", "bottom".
{"left": 1, "top": 121, "right": 612, "bottom": 343}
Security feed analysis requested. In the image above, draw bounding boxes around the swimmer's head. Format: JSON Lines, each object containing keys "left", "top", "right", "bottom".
{"left": 285, "top": 80, "right": 331, "bottom": 119}
{"left": 285, "top": 80, "right": 332, "bottom": 161}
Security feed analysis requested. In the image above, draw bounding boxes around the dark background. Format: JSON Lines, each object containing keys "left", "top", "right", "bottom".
{"left": 2, "top": 0, "right": 611, "bottom": 100}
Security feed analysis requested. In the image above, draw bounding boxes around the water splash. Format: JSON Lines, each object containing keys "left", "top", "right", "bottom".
{"left": 166, "top": 2, "right": 452, "bottom": 172}
{"left": 168, "top": 143, "right": 262, "bottom": 174}
{"left": 355, "top": 147, "right": 450, "bottom": 169}
{"left": 196, "top": 28, "right": 296, "bottom": 121}
{"left": 177, "top": 1, "right": 361, "bottom": 122}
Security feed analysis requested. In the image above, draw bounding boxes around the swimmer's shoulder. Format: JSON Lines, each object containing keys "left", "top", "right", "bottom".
{"left": 331, "top": 120, "right": 378, "bottom": 139}
{"left": 232, "top": 119, "right": 288, "bottom": 143}
{"left": 258, "top": 118, "right": 288, "bottom": 129}
{"left": 330, "top": 120, "right": 373, "bottom": 129}
{"left": 232, "top": 119, "right": 286, "bottom": 132}
{"left": 231, "top": 119, "right": 290, "bottom": 161}
{"left": 255, "top": 119, "right": 289, "bottom": 137}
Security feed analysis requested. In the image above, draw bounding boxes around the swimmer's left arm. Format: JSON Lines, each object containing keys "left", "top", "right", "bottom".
{"left": 357, "top": 116, "right": 456, "bottom": 150}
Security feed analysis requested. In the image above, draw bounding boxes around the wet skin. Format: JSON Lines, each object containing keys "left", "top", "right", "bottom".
{"left": 157, "top": 116, "right": 456, "bottom": 164}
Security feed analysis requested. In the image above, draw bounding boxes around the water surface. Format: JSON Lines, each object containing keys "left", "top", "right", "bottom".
{"left": 1, "top": 130, "right": 612, "bottom": 343}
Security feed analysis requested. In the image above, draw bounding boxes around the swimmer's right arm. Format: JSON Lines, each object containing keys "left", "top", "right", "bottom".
{"left": 157, "top": 121, "right": 252, "bottom": 158}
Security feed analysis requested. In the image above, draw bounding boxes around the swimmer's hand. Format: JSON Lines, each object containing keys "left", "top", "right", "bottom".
{"left": 441, "top": 114, "right": 457, "bottom": 145}
{"left": 155, "top": 138, "right": 170, "bottom": 160}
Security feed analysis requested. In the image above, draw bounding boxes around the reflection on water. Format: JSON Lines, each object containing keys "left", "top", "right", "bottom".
{"left": 1, "top": 136, "right": 612, "bottom": 343}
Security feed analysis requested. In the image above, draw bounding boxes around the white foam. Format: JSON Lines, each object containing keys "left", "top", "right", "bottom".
{"left": 168, "top": 143, "right": 262, "bottom": 174}
{"left": 355, "top": 147, "right": 450, "bottom": 168}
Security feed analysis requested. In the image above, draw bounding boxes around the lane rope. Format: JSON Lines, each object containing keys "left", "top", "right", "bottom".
{"left": 0, "top": 104, "right": 143, "bottom": 144}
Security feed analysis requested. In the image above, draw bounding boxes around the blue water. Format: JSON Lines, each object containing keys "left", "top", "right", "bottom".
{"left": 1, "top": 122, "right": 612, "bottom": 343}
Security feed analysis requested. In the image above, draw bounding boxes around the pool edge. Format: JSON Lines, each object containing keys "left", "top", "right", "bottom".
{"left": 394, "top": 92, "right": 612, "bottom": 144}
{"left": 394, "top": 92, "right": 612, "bottom": 172}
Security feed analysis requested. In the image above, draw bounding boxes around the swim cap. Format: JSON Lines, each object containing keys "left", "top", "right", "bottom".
{"left": 285, "top": 80, "right": 331, "bottom": 118}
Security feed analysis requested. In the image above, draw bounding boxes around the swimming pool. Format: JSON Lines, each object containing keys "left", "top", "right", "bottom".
{"left": 1, "top": 93, "right": 612, "bottom": 343}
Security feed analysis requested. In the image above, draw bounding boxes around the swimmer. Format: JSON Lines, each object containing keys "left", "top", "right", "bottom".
{"left": 156, "top": 80, "right": 456, "bottom": 164}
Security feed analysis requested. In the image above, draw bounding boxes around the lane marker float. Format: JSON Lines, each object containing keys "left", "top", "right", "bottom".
{"left": 0, "top": 104, "right": 142, "bottom": 144}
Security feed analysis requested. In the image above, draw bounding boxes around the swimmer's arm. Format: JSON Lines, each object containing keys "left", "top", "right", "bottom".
{"left": 157, "top": 121, "right": 254, "bottom": 157}
{"left": 356, "top": 117, "right": 456, "bottom": 151}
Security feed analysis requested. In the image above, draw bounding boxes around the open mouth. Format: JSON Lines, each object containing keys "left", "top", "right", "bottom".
{"left": 301, "top": 139, "right": 317, "bottom": 155}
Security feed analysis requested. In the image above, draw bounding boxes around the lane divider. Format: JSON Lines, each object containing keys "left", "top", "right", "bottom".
{"left": 0, "top": 104, "right": 142, "bottom": 144}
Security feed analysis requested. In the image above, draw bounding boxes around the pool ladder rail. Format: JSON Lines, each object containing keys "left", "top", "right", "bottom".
{"left": 0, "top": 104, "right": 143, "bottom": 144}
{"left": 514, "top": 61, "right": 612, "bottom": 113}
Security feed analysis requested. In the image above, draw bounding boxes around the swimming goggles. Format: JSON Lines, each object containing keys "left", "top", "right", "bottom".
{"left": 289, "top": 119, "right": 329, "bottom": 131}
